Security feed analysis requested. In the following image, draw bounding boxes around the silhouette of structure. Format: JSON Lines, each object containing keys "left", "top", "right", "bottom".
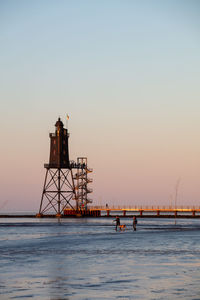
{"left": 73, "top": 157, "right": 93, "bottom": 211}
{"left": 37, "top": 118, "right": 92, "bottom": 217}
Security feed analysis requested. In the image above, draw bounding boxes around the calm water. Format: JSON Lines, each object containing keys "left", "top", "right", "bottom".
{"left": 0, "top": 217, "right": 200, "bottom": 300}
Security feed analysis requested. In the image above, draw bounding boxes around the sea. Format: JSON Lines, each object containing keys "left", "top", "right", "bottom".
{"left": 0, "top": 217, "right": 200, "bottom": 300}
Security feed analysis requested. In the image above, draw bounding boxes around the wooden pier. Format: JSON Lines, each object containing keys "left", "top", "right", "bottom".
{"left": 86, "top": 205, "right": 200, "bottom": 218}
{"left": 1, "top": 206, "right": 200, "bottom": 218}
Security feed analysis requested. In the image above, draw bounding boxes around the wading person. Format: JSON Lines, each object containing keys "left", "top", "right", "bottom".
{"left": 133, "top": 216, "right": 137, "bottom": 231}
{"left": 114, "top": 216, "right": 120, "bottom": 231}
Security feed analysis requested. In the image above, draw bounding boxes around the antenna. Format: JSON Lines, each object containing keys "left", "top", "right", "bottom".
{"left": 66, "top": 114, "right": 69, "bottom": 129}
{"left": 174, "top": 177, "right": 181, "bottom": 225}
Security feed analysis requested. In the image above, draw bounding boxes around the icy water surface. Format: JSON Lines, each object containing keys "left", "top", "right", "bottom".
{"left": 0, "top": 217, "right": 200, "bottom": 299}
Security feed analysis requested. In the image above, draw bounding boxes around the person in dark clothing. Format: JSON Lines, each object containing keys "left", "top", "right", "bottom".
{"left": 114, "top": 216, "right": 120, "bottom": 231}
{"left": 133, "top": 216, "right": 137, "bottom": 231}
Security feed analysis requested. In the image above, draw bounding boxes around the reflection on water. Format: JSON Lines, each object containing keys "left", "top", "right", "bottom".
{"left": 0, "top": 218, "right": 200, "bottom": 299}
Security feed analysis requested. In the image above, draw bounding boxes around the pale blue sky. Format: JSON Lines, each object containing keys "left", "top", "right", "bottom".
{"left": 0, "top": 0, "right": 200, "bottom": 211}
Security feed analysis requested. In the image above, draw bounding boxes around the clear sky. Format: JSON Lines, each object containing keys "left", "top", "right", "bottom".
{"left": 0, "top": 0, "right": 200, "bottom": 212}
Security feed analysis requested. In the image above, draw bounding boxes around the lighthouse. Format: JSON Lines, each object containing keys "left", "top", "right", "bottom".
{"left": 48, "top": 117, "right": 70, "bottom": 169}
{"left": 37, "top": 117, "right": 93, "bottom": 217}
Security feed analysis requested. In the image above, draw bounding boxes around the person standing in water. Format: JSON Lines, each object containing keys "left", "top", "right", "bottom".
{"left": 133, "top": 216, "right": 137, "bottom": 231}
{"left": 114, "top": 216, "right": 120, "bottom": 231}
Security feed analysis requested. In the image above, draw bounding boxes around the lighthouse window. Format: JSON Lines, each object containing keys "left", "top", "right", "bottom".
{"left": 53, "top": 139, "right": 56, "bottom": 145}
{"left": 53, "top": 150, "right": 56, "bottom": 156}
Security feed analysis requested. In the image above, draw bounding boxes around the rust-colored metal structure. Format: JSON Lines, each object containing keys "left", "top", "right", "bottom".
{"left": 37, "top": 118, "right": 93, "bottom": 217}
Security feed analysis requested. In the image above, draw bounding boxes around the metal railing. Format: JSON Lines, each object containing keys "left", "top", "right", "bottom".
{"left": 87, "top": 205, "right": 200, "bottom": 211}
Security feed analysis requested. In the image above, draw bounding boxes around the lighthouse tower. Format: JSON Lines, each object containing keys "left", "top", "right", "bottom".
{"left": 38, "top": 118, "right": 77, "bottom": 217}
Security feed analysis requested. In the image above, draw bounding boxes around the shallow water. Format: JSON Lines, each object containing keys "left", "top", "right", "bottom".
{"left": 0, "top": 217, "right": 200, "bottom": 299}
